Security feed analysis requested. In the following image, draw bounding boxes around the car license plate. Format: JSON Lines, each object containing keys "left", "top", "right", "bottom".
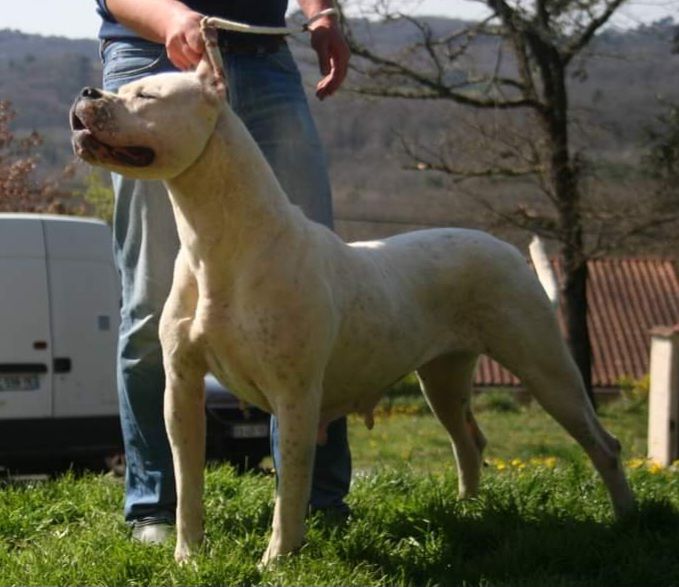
{"left": 0, "top": 374, "right": 40, "bottom": 392}
{"left": 229, "top": 423, "right": 269, "bottom": 439}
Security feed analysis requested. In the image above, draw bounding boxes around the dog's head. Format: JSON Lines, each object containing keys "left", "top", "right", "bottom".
{"left": 70, "top": 49, "right": 227, "bottom": 180}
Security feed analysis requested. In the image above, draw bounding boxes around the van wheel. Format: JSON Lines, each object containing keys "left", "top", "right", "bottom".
{"left": 230, "top": 452, "right": 269, "bottom": 473}
{"left": 104, "top": 453, "right": 126, "bottom": 477}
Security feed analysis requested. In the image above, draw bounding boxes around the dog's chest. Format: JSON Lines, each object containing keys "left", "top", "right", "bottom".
{"left": 192, "top": 305, "right": 275, "bottom": 413}
{"left": 203, "top": 340, "right": 273, "bottom": 413}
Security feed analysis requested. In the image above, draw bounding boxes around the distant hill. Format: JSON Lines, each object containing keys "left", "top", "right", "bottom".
{"left": 0, "top": 29, "right": 100, "bottom": 168}
{"left": 1, "top": 18, "right": 677, "bottom": 248}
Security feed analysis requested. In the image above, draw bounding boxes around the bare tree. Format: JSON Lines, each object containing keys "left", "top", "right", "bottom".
{"left": 643, "top": 100, "right": 679, "bottom": 244}
{"left": 340, "top": 0, "right": 666, "bottom": 402}
{"left": 0, "top": 100, "right": 78, "bottom": 214}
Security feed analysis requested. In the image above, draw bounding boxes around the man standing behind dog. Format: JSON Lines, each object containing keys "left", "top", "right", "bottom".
{"left": 94, "top": 0, "right": 352, "bottom": 544}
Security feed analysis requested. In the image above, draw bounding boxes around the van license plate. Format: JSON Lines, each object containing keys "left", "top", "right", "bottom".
{"left": 0, "top": 374, "right": 40, "bottom": 392}
{"left": 229, "top": 423, "right": 269, "bottom": 439}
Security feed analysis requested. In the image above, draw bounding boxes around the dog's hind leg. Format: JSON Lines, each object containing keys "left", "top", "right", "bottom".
{"left": 485, "top": 297, "right": 635, "bottom": 518}
{"left": 416, "top": 352, "right": 485, "bottom": 498}
{"left": 523, "top": 358, "right": 634, "bottom": 517}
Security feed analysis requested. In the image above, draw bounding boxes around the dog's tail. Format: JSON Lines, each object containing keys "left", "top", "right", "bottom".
{"left": 529, "top": 235, "right": 559, "bottom": 309}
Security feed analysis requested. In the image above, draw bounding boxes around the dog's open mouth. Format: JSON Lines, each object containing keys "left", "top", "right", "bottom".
{"left": 70, "top": 110, "right": 155, "bottom": 167}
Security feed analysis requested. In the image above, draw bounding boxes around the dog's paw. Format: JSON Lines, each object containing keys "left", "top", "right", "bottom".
{"left": 174, "top": 545, "right": 193, "bottom": 565}
{"left": 260, "top": 542, "right": 278, "bottom": 568}
{"left": 174, "top": 537, "right": 203, "bottom": 565}
{"left": 259, "top": 534, "right": 306, "bottom": 568}
{"left": 259, "top": 539, "right": 295, "bottom": 568}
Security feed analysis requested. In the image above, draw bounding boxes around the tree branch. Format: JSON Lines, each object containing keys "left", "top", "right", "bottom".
{"left": 396, "top": 130, "right": 541, "bottom": 180}
{"left": 563, "top": 0, "right": 629, "bottom": 64}
{"left": 478, "top": 199, "right": 564, "bottom": 240}
{"left": 342, "top": 5, "right": 541, "bottom": 110}
{"left": 345, "top": 80, "right": 538, "bottom": 108}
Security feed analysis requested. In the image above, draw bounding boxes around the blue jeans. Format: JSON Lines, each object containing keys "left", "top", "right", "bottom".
{"left": 102, "top": 39, "right": 351, "bottom": 523}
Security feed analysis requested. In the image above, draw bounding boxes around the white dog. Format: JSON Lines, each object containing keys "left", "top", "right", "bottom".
{"left": 70, "top": 39, "right": 634, "bottom": 564}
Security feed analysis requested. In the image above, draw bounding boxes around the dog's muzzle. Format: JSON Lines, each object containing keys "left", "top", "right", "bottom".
{"left": 70, "top": 88, "right": 156, "bottom": 168}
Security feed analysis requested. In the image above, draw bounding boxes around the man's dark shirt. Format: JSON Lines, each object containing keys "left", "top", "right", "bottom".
{"left": 96, "top": 1, "right": 289, "bottom": 41}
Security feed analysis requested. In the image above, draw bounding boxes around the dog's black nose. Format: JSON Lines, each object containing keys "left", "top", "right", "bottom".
{"left": 80, "top": 87, "right": 103, "bottom": 100}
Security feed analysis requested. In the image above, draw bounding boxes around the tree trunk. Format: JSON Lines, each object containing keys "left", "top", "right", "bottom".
{"left": 555, "top": 167, "right": 596, "bottom": 407}
{"left": 534, "top": 52, "right": 597, "bottom": 407}
{"left": 562, "top": 231, "right": 595, "bottom": 407}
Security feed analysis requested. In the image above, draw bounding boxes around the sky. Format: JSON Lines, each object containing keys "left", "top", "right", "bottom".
{"left": 1, "top": 0, "right": 678, "bottom": 39}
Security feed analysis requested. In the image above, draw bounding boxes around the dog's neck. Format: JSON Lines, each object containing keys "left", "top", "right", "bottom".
{"left": 164, "top": 106, "right": 302, "bottom": 283}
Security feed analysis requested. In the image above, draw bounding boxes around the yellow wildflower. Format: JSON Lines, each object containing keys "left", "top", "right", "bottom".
{"left": 527, "top": 456, "right": 557, "bottom": 468}
{"left": 626, "top": 458, "right": 646, "bottom": 470}
{"left": 508, "top": 458, "right": 526, "bottom": 470}
{"left": 487, "top": 458, "right": 507, "bottom": 471}
{"left": 648, "top": 461, "right": 664, "bottom": 474}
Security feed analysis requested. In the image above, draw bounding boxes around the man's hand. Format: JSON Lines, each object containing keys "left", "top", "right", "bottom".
{"left": 106, "top": 0, "right": 205, "bottom": 71}
{"left": 306, "top": 13, "right": 350, "bottom": 99}
{"left": 108, "top": 0, "right": 350, "bottom": 89}
{"left": 162, "top": 8, "right": 204, "bottom": 70}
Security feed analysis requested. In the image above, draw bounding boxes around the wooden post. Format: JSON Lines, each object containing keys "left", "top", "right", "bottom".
{"left": 647, "top": 325, "right": 679, "bottom": 466}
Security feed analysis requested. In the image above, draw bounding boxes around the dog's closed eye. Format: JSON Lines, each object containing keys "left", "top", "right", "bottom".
{"left": 136, "top": 91, "right": 159, "bottom": 100}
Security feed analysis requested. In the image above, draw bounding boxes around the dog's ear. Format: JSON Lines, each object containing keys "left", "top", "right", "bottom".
{"left": 196, "top": 23, "right": 228, "bottom": 102}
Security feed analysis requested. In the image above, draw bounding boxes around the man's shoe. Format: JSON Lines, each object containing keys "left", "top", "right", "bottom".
{"left": 131, "top": 519, "right": 174, "bottom": 545}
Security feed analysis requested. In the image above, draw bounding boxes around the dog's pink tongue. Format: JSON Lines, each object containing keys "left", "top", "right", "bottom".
{"left": 110, "top": 145, "right": 155, "bottom": 167}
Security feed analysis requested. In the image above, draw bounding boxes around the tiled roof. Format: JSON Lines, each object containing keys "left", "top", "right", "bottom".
{"left": 474, "top": 258, "right": 679, "bottom": 389}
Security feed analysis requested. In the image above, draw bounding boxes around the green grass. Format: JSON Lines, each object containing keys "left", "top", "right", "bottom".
{"left": 349, "top": 389, "right": 649, "bottom": 472}
{"left": 1, "top": 392, "right": 678, "bottom": 586}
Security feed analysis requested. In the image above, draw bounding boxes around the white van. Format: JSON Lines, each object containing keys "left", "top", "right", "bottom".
{"left": 0, "top": 214, "right": 269, "bottom": 473}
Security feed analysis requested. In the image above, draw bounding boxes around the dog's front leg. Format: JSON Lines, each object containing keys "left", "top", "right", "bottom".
{"left": 163, "top": 350, "right": 207, "bottom": 563}
{"left": 262, "top": 391, "right": 320, "bottom": 565}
